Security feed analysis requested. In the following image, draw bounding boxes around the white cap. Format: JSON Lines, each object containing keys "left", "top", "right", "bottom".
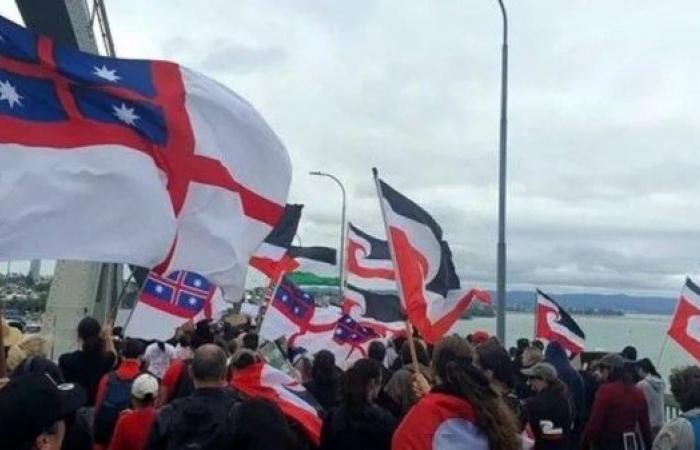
{"left": 131, "top": 374, "right": 159, "bottom": 400}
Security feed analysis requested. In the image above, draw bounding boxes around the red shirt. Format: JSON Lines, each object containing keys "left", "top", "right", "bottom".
{"left": 582, "top": 381, "right": 652, "bottom": 449}
{"left": 107, "top": 407, "right": 157, "bottom": 450}
{"left": 161, "top": 359, "right": 185, "bottom": 402}
{"left": 94, "top": 359, "right": 143, "bottom": 407}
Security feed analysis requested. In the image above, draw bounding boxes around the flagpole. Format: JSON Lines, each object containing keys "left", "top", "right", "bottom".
{"left": 372, "top": 168, "right": 420, "bottom": 374}
{"left": 533, "top": 289, "right": 538, "bottom": 340}
{"left": 657, "top": 279, "right": 687, "bottom": 366}
{"left": 108, "top": 271, "right": 135, "bottom": 325}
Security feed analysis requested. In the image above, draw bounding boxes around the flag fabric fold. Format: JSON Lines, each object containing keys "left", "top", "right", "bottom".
{"left": 667, "top": 278, "right": 700, "bottom": 362}
{"left": 535, "top": 289, "right": 586, "bottom": 354}
{"left": 0, "top": 15, "right": 291, "bottom": 300}
{"left": 231, "top": 362, "right": 323, "bottom": 445}
{"left": 250, "top": 204, "right": 303, "bottom": 279}
{"left": 374, "top": 171, "right": 482, "bottom": 343}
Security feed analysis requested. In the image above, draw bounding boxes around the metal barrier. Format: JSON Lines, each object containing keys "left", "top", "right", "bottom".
{"left": 664, "top": 394, "right": 681, "bottom": 421}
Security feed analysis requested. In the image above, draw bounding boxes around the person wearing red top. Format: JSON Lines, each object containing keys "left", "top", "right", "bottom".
{"left": 93, "top": 338, "right": 146, "bottom": 450}
{"left": 582, "top": 353, "right": 652, "bottom": 450}
{"left": 108, "top": 373, "right": 159, "bottom": 450}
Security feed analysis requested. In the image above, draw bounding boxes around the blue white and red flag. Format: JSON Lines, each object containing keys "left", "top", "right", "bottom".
{"left": 125, "top": 270, "right": 228, "bottom": 340}
{"left": 0, "top": 15, "right": 291, "bottom": 299}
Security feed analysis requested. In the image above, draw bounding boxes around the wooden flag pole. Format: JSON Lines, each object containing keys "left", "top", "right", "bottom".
{"left": 372, "top": 167, "right": 420, "bottom": 374}
{"left": 108, "top": 271, "right": 136, "bottom": 326}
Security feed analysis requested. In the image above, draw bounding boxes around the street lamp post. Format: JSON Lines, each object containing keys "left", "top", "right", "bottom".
{"left": 496, "top": 0, "right": 509, "bottom": 344}
{"left": 309, "top": 171, "right": 347, "bottom": 292}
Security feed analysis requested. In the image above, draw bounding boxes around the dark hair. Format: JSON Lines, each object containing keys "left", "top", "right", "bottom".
{"left": 122, "top": 338, "right": 145, "bottom": 359}
{"left": 343, "top": 359, "right": 382, "bottom": 416}
{"left": 312, "top": 350, "right": 337, "bottom": 383}
{"left": 516, "top": 338, "right": 530, "bottom": 351}
{"left": 621, "top": 346, "right": 638, "bottom": 361}
{"left": 475, "top": 339, "right": 514, "bottom": 389}
{"left": 400, "top": 339, "right": 429, "bottom": 367}
{"left": 156, "top": 341, "right": 165, "bottom": 352}
{"left": 242, "top": 332, "right": 259, "bottom": 351}
{"left": 368, "top": 341, "right": 386, "bottom": 363}
{"left": 178, "top": 333, "right": 191, "bottom": 348}
{"left": 531, "top": 340, "right": 544, "bottom": 351}
{"left": 670, "top": 366, "right": 700, "bottom": 412}
{"left": 77, "top": 317, "right": 103, "bottom": 355}
{"left": 432, "top": 336, "right": 520, "bottom": 450}
{"left": 608, "top": 361, "right": 638, "bottom": 386}
{"left": 191, "top": 344, "right": 227, "bottom": 382}
{"left": 11, "top": 356, "right": 64, "bottom": 382}
{"left": 637, "top": 358, "right": 660, "bottom": 378}
{"left": 231, "top": 350, "right": 257, "bottom": 371}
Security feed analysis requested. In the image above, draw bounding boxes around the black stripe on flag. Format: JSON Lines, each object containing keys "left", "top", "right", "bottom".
{"left": 288, "top": 246, "right": 337, "bottom": 265}
{"left": 264, "top": 204, "right": 303, "bottom": 247}
{"left": 537, "top": 289, "right": 586, "bottom": 340}
{"left": 686, "top": 277, "right": 700, "bottom": 297}
{"left": 348, "top": 223, "right": 391, "bottom": 260}
{"left": 346, "top": 284, "right": 405, "bottom": 323}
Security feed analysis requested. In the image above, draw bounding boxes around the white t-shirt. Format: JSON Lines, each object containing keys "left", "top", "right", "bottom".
{"left": 144, "top": 342, "right": 176, "bottom": 379}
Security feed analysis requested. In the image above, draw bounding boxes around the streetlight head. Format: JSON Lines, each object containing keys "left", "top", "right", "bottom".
{"left": 309, "top": 171, "right": 323, "bottom": 176}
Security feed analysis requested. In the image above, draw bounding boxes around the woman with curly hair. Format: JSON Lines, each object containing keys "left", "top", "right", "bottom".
{"left": 392, "top": 335, "right": 521, "bottom": 450}
{"left": 653, "top": 366, "right": 700, "bottom": 450}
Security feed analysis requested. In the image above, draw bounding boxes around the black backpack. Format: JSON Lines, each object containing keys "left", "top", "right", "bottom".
{"left": 93, "top": 372, "right": 140, "bottom": 444}
{"left": 165, "top": 394, "right": 240, "bottom": 450}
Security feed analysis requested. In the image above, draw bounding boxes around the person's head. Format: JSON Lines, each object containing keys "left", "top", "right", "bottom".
{"left": 637, "top": 358, "right": 660, "bottom": 379}
{"left": 312, "top": 350, "right": 338, "bottom": 383}
{"left": 343, "top": 358, "right": 383, "bottom": 414}
{"left": 121, "top": 338, "right": 145, "bottom": 360}
{"left": 293, "top": 356, "right": 313, "bottom": 383}
{"left": 131, "top": 373, "right": 158, "bottom": 408}
{"left": 470, "top": 331, "right": 490, "bottom": 346}
{"left": 11, "top": 356, "right": 64, "bottom": 382}
{"left": 531, "top": 340, "right": 545, "bottom": 351}
{"left": 431, "top": 336, "right": 520, "bottom": 450}
{"left": 77, "top": 317, "right": 103, "bottom": 355}
{"left": 522, "top": 362, "right": 558, "bottom": 393}
{"left": 669, "top": 366, "right": 700, "bottom": 412}
{"left": 242, "top": 332, "right": 259, "bottom": 351}
{"left": 368, "top": 341, "right": 386, "bottom": 364}
{"left": 190, "top": 344, "right": 228, "bottom": 387}
{"left": 596, "top": 353, "right": 625, "bottom": 383}
{"left": 0, "top": 372, "right": 86, "bottom": 450}
{"left": 621, "top": 346, "right": 638, "bottom": 362}
{"left": 516, "top": 338, "right": 530, "bottom": 352}
{"left": 400, "top": 339, "right": 430, "bottom": 367}
{"left": 521, "top": 346, "right": 544, "bottom": 368}
{"left": 7, "top": 335, "right": 47, "bottom": 373}
{"left": 475, "top": 338, "right": 514, "bottom": 390}
{"left": 230, "top": 349, "right": 259, "bottom": 372}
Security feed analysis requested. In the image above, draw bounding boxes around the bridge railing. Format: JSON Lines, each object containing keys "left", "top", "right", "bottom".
{"left": 664, "top": 394, "right": 681, "bottom": 421}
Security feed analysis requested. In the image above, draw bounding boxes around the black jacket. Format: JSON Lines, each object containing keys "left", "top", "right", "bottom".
{"left": 146, "top": 387, "right": 240, "bottom": 450}
{"left": 320, "top": 403, "right": 397, "bottom": 450}
{"left": 525, "top": 388, "right": 573, "bottom": 450}
{"left": 303, "top": 378, "right": 340, "bottom": 411}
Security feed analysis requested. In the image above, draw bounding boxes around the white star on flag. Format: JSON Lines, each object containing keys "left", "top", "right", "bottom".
{"left": 335, "top": 329, "right": 343, "bottom": 335}
{"left": 93, "top": 65, "right": 121, "bottom": 83}
{"left": 155, "top": 285, "right": 164, "bottom": 293}
{"left": 113, "top": 103, "right": 139, "bottom": 126}
{"left": 188, "top": 297, "right": 197, "bottom": 305}
{"left": 193, "top": 279, "right": 202, "bottom": 288}
{"left": 0, "top": 79, "right": 22, "bottom": 109}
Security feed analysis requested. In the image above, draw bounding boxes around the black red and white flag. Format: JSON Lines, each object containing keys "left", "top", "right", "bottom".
{"left": 231, "top": 362, "right": 323, "bottom": 445}
{"left": 346, "top": 223, "right": 395, "bottom": 283}
{"left": 374, "top": 170, "right": 487, "bottom": 344}
{"left": 250, "top": 204, "right": 303, "bottom": 279}
{"left": 288, "top": 245, "right": 337, "bottom": 266}
{"left": 535, "top": 289, "right": 586, "bottom": 354}
{"left": 667, "top": 278, "right": 700, "bottom": 362}
{"left": 343, "top": 284, "right": 405, "bottom": 336}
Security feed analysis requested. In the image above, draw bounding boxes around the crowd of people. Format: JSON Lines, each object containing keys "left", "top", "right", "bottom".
{"left": 2, "top": 316, "right": 700, "bottom": 450}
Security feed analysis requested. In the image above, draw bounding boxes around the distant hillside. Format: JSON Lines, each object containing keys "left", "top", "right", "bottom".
{"left": 501, "top": 291, "right": 675, "bottom": 315}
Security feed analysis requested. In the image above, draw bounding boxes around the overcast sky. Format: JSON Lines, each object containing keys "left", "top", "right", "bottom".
{"left": 2, "top": 1, "right": 699, "bottom": 296}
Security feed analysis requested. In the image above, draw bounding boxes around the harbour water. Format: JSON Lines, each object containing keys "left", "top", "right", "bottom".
{"left": 453, "top": 313, "right": 693, "bottom": 383}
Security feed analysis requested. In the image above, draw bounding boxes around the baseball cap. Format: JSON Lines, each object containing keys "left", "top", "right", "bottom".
{"left": 0, "top": 372, "right": 86, "bottom": 448}
{"left": 131, "top": 373, "right": 159, "bottom": 400}
{"left": 471, "top": 331, "right": 490, "bottom": 344}
{"left": 522, "top": 362, "right": 558, "bottom": 382}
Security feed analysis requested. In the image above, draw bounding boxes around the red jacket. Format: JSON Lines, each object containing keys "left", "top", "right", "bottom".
{"left": 582, "top": 381, "right": 652, "bottom": 450}
{"left": 107, "top": 407, "right": 157, "bottom": 450}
